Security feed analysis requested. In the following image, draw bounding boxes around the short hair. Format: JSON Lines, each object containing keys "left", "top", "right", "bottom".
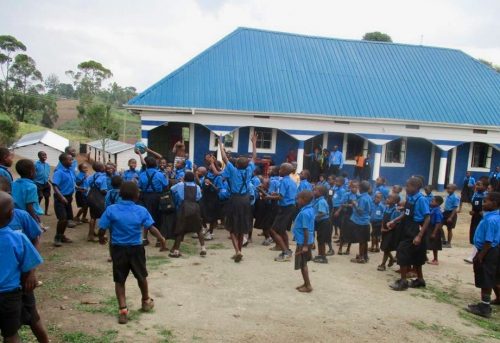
{"left": 64, "top": 146, "right": 72, "bottom": 153}
{"left": 15, "top": 159, "right": 35, "bottom": 178}
{"left": 128, "top": 158, "right": 137, "bottom": 164}
{"left": 145, "top": 156, "right": 157, "bottom": 168}
{"left": 78, "top": 162, "right": 88, "bottom": 172}
{"left": 486, "top": 192, "right": 500, "bottom": 208}
{"left": 120, "top": 181, "right": 139, "bottom": 200}
{"left": 59, "top": 153, "right": 71, "bottom": 163}
{"left": 433, "top": 195, "right": 444, "bottom": 205}
{"left": 0, "top": 176, "right": 11, "bottom": 192}
{"left": 315, "top": 185, "right": 328, "bottom": 197}
{"left": 447, "top": 183, "right": 457, "bottom": 191}
{"left": 92, "top": 161, "right": 104, "bottom": 172}
{"left": 424, "top": 185, "right": 433, "bottom": 193}
{"left": 301, "top": 169, "right": 310, "bottom": 180}
{"left": 407, "top": 177, "right": 423, "bottom": 189}
{"left": 111, "top": 175, "right": 123, "bottom": 189}
{"left": 378, "top": 176, "right": 386, "bottom": 183}
{"left": 392, "top": 185, "right": 403, "bottom": 192}
{"left": 297, "top": 190, "right": 314, "bottom": 204}
{"left": 0, "top": 147, "right": 11, "bottom": 161}
{"left": 391, "top": 194, "right": 401, "bottom": 204}
{"left": 413, "top": 175, "right": 425, "bottom": 186}
{"left": 280, "top": 162, "right": 293, "bottom": 174}
{"left": 37, "top": 151, "right": 46, "bottom": 158}
{"left": 184, "top": 171, "right": 195, "bottom": 182}
{"left": 236, "top": 157, "right": 249, "bottom": 170}
{"left": 360, "top": 180, "right": 370, "bottom": 193}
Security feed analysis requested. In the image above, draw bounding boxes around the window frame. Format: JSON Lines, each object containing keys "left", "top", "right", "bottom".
{"left": 209, "top": 129, "right": 239, "bottom": 152}
{"left": 248, "top": 127, "right": 277, "bottom": 154}
{"left": 381, "top": 137, "right": 407, "bottom": 168}
{"left": 467, "top": 142, "right": 492, "bottom": 172}
{"left": 342, "top": 133, "right": 368, "bottom": 165}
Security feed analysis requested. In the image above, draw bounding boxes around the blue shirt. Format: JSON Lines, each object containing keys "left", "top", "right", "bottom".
{"left": 251, "top": 175, "right": 261, "bottom": 197}
{"left": 0, "top": 227, "right": 43, "bottom": 292}
{"left": 34, "top": 160, "right": 50, "bottom": 185}
{"left": 297, "top": 179, "right": 313, "bottom": 193}
{"left": 55, "top": 159, "right": 78, "bottom": 177}
{"left": 105, "top": 189, "right": 122, "bottom": 208}
{"left": 312, "top": 196, "right": 329, "bottom": 222}
{"left": 424, "top": 193, "right": 434, "bottom": 205}
{"left": 123, "top": 169, "right": 139, "bottom": 183}
{"left": 374, "top": 185, "right": 389, "bottom": 201}
{"left": 292, "top": 204, "right": 315, "bottom": 245}
{"left": 473, "top": 210, "right": 500, "bottom": 250}
{"left": 85, "top": 172, "right": 108, "bottom": 194}
{"left": 175, "top": 168, "right": 186, "bottom": 181}
{"left": 138, "top": 168, "right": 168, "bottom": 193}
{"left": 221, "top": 161, "right": 255, "bottom": 195}
{"left": 12, "top": 178, "right": 44, "bottom": 215}
{"left": 328, "top": 150, "right": 344, "bottom": 168}
{"left": 332, "top": 185, "right": 346, "bottom": 208}
{"left": 52, "top": 166, "right": 75, "bottom": 196}
{"left": 269, "top": 176, "right": 281, "bottom": 194}
{"left": 430, "top": 206, "right": 444, "bottom": 227}
{"left": 384, "top": 205, "right": 401, "bottom": 222}
{"left": 351, "top": 192, "right": 372, "bottom": 225}
{"left": 341, "top": 191, "right": 358, "bottom": 205}
{"left": 371, "top": 202, "right": 385, "bottom": 223}
{"left": 278, "top": 175, "right": 297, "bottom": 207}
{"left": 444, "top": 193, "right": 460, "bottom": 211}
{"left": 171, "top": 181, "right": 202, "bottom": 209}
{"left": 99, "top": 200, "right": 155, "bottom": 246}
{"left": 215, "top": 177, "right": 230, "bottom": 201}
{"left": 406, "top": 193, "right": 430, "bottom": 223}
{"left": 9, "top": 209, "right": 42, "bottom": 242}
{"left": 75, "top": 171, "right": 88, "bottom": 189}
{"left": 464, "top": 176, "right": 476, "bottom": 187}
{"left": 0, "top": 165, "right": 13, "bottom": 186}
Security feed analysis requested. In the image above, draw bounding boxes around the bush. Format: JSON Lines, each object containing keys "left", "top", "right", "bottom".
{"left": 0, "top": 112, "right": 18, "bottom": 145}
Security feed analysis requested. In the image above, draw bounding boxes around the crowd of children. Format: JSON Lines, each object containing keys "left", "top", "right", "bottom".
{"left": 1, "top": 138, "right": 500, "bottom": 340}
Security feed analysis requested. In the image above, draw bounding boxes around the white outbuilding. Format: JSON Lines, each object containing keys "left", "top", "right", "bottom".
{"left": 12, "top": 130, "right": 69, "bottom": 166}
{"left": 87, "top": 139, "right": 136, "bottom": 172}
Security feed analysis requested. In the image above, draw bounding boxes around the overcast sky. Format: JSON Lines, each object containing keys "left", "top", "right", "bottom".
{"left": 1, "top": 0, "right": 499, "bottom": 92}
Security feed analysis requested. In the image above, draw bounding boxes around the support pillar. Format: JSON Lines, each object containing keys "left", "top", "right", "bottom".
{"left": 372, "top": 145, "right": 383, "bottom": 181}
{"left": 297, "top": 140, "right": 305, "bottom": 173}
{"left": 141, "top": 130, "right": 149, "bottom": 146}
{"left": 437, "top": 150, "right": 448, "bottom": 191}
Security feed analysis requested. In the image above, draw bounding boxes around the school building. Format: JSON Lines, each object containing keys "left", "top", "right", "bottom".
{"left": 126, "top": 28, "right": 500, "bottom": 190}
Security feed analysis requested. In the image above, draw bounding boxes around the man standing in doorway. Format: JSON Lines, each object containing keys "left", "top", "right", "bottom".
{"left": 328, "top": 146, "right": 344, "bottom": 176}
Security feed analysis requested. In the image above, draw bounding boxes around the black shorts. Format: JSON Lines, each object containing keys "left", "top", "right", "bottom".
{"left": 442, "top": 211, "right": 457, "bottom": 229}
{"left": 75, "top": 191, "right": 88, "bottom": 208}
{"left": 315, "top": 219, "right": 331, "bottom": 244}
{"left": 111, "top": 245, "right": 148, "bottom": 284}
{"left": 0, "top": 289, "right": 22, "bottom": 338}
{"left": 294, "top": 245, "right": 312, "bottom": 270}
{"left": 272, "top": 205, "right": 296, "bottom": 234}
{"left": 371, "top": 222, "right": 382, "bottom": 238}
{"left": 54, "top": 195, "right": 73, "bottom": 221}
{"left": 36, "top": 183, "right": 51, "bottom": 199}
{"left": 474, "top": 247, "right": 499, "bottom": 289}
{"left": 21, "top": 292, "right": 40, "bottom": 326}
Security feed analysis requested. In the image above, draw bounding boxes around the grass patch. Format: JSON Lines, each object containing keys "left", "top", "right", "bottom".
{"left": 75, "top": 295, "right": 141, "bottom": 321}
{"left": 207, "top": 243, "right": 227, "bottom": 250}
{"left": 62, "top": 330, "right": 118, "bottom": 343}
{"left": 18, "top": 122, "right": 89, "bottom": 142}
{"left": 409, "top": 321, "right": 473, "bottom": 343}
{"left": 147, "top": 255, "right": 171, "bottom": 269}
{"left": 417, "top": 278, "right": 462, "bottom": 306}
{"left": 166, "top": 239, "right": 198, "bottom": 256}
{"left": 158, "top": 328, "right": 175, "bottom": 343}
{"left": 459, "top": 310, "right": 500, "bottom": 340}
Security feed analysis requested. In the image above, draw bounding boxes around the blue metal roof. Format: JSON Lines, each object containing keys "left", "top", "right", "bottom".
{"left": 129, "top": 28, "right": 500, "bottom": 127}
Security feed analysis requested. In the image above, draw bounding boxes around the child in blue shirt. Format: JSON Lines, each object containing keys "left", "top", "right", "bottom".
{"left": 85, "top": 162, "right": 108, "bottom": 243}
{"left": 0, "top": 147, "right": 14, "bottom": 188}
{"left": 293, "top": 190, "right": 315, "bottom": 293}
{"left": 98, "top": 181, "right": 167, "bottom": 324}
{"left": 336, "top": 181, "right": 359, "bottom": 256}
{"left": 297, "top": 169, "right": 313, "bottom": 192}
{"left": 105, "top": 163, "right": 118, "bottom": 190}
{"left": 312, "top": 185, "right": 331, "bottom": 264}
{"left": 423, "top": 185, "right": 434, "bottom": 205}
{"left": 330, "top": 176, "right": 345, "bottom": 246}
{"left": 460, "top": 171, "right": 476, "bottom": 212}
{"left": 122, "top": 158, "right": 139, "bottom": 183}
{"left": 443, "top": 184, "right": 460, "bottom": 248}
{"left": 52, "top": 153, "right": 76, "bottom": 247}
{"left": 370, "top": 192, "right": 385, "bottom": 253}
{"left": 427, "top": 196, "right": 444, "bottom": 265}
{"left": 349, "top": 181, "right": 373, "bottom": 263}
{"left": 466, "top": 192, "right": 500, "bottom": 318}
{"left": 105, "top": 176, "right": 123, "bottom": 208}
{"left": 374, "top": 176, "right": 389, "bottom": 201}
{"left": 12, "top": 159, "right": 45, "bottom": 224}
{"left": 75, "top": 163, "right": 90, "bottom": 224}
{"left": 34, "top": 151, "right": 51, "bottom": 215}
{"left": 377, "top": 194, "right": 401, "bottom": 271}
{"left": 466, "top": 180, "right": 488, "bottom": 264}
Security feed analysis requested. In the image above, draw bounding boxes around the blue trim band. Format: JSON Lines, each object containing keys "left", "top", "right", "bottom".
{"left": 141, "top": 130, "right": 149, "bottom": 138}
{"left": 141, "top": 120, "right": 167, "bottom": 126}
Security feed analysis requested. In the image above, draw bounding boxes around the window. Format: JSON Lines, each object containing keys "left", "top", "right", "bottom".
{"left": 342, "top": 134, "right": 368, "bottom": 164}
{"left": 209, "top": 130, "right": 239, "bottom": 152}
{"left": 382, "top": 138, "right": 407, "bottom": 167}
{"left": 248, "top": 127, "right": 277, "bottom": 154}
{"left": 468, "top": 142, "right": 492, "bottom": 171}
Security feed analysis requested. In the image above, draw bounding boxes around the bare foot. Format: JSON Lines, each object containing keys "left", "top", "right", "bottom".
{"left": 295, "top": 284, "right": 305, "bottom": 290}
{"left": 297, "top": 285, "right": 313, "bottom": 293}
{"left": 234, "top": 253, "right": 243, "bottom": 263}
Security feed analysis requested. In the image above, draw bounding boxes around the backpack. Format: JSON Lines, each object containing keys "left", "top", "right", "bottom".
{"left": 159, "top": 190, "right": 175, "bottom": 213}
{"left": 179, "top": 185, "right": 201, "bottom": 223}
{"left": 87, "top": 174, "right": 105, "bottom": 218}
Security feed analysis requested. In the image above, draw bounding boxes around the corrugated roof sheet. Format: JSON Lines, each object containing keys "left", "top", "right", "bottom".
{"left": 129, "top": 27, "right": 500, "bottom": 127}
{"left": 87, "top": 139, "right": 134, "bottom": 154}
{"left": 13, "top": 130, "right": 69, "bottom": 152}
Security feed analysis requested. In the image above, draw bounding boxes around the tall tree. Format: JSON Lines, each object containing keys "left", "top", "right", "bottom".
{"left": 0, "top": 112, "right": 18, "bottom": 145}
{"left": 0, "top": 35, "right": 27, "bottom": 112}
{"left": 79, "top": 103, "right": 119, "bottom": 160}
{"left": 362, "top": 32, "right": 393, "bottom": 43}
{"left": 44, "top": 73, "right": 60, "bottom": 95}
{"left": 66, "top": 60, "right": 113, "bottom": 105}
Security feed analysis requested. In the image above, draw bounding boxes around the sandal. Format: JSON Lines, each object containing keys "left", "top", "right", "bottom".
{"left": 200, "top": 248, "right": 207, "bottom": 257}
{"left": 118, "top": 307, "right": 128, "bottom": 324}
{"left": 168, "top": 250, "right": 181, "bottom": 258}
{"left": 141, "top": 298, "right": 154, "bottom": 312}
{"left": 234, "top": 253, "right": 243, "bottom": 263}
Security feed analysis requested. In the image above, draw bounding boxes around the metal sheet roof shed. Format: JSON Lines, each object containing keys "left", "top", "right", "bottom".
{"left": 12, "top": 130, "right": 69, "bottom": 166}
{"left": 87, "top": 139, "right": 136, "bottom": 172}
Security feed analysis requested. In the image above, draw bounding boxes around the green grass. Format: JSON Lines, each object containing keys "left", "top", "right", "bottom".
{"left": 62, "top": 330, "right": 118, "bottom": 343}
{"left": 409, "top": 321, "right": 473, "bottom": 343}
{"left": 158, "top": 329, "right": 175, "bottom": 343}
{"left": 75, "top": 295, "right": 142, "bottom": 321}
{"left": 207, "top": 243, "right": 227, "bottom": 250}
{"left": 459, "top": 311, "right": 500, "bottom": 340}
{"left": 147, "top": 255, "right": 171, "bottom": 269}
{"left": 18, "top": 122, "right": 90, "bottom": 142}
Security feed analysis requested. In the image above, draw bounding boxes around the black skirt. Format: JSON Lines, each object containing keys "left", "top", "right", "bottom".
{"left": 226, "top": 194, "right": 252, "bottom": 234}
{"left": 380, "top": 229, "right": 397, "bottom": 252}
{"left": 371, "top": 222, "right": 382, "bottom": 238}
{"left": 315, "top": 219, "right": 331, "bottom": 244}
{"left": 426, "top": 227, "right": 442, "bottom": 251}
{"left": 140, "top": 192, "right": 161, "bottom": 226}
{"left": 397, "top": 220, "right": 427, "bottom": 266}
{"left": 469, "top": 212, "right": 482, "bottom": 245}
{"left": 272, "top": 205, "right": 296, "bottom": 234}
{"left": 342, "top": 219, "right": 359, "bottom": 244}
{"left": 201, "top": 190, "right": 219, "bottom": 224}
{"left": 75, "top": 191, "right": 88, "bottom": 208}
{"left": 461, "top": 187, "right": 473, "bottom": 203}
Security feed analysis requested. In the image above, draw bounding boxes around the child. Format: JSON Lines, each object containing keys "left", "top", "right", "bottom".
{"left": 0, "top": 191, "right": 43, "bottom": 342}
{"left": 348, "top": 181, "right": 372, "bottom": 263}
{"left": 423, "top": 185, "right": 434, "bottom": 205}
{"left": 312, "top": 185, "right": 331, "bottom": 263}
{"left": 290, "top": 162, "right": 300, "bottom": 186}
{"left": 465, "top": 180, "right": 489, "bottom": 264}
{"left": 170, "top": 171, "right": 206, "bottom": 257}
{"left": 98, "top": 181, "right": 167, "bottom": 324}
{"left": 342, "top": 172, "right": 350, "bottom": 186}
{"left": 392, "top": 184, "right": 403, "bottom": 197}
{"left": 466, "top": 192, "right": 500, "bottom": 318}
{"left": 330, "top": 176, "right": 345, "bottom": 242}
{"left": 174, "top": 160, "right": 187, "bottom": 181}
{"left": 427, "top": 196, "right": 444, "bottom": 265}
{"left": 255, "top": 177, "right": 273, "bottom": 245}
{"left": 85, "top": 162, "right": 108, "bottom": 243}
{"left": 52, "top": 153, "right": 76, "bottom": 247}
{"left": 460, "top": 171, "right": 476, "bottom": 212}
{"left": 317, "top": 174, "right": 328, "bottom": 188}
{"left": 105, "top": 176, "right": 123, "bottom": 208}
{"left": 388, "top": 177, "right": 430, "bottom": 291}
{"left": 374, "top": 177, "right": 389, "bottom": 201}
{"left": 377, "top": 194, "right": 401, "bottom": 271}
{"left": 336, "top": 181, "right": 359, "bottom": 256}
{"left": 443, "top": 184, "right": 460, "bottom": 248}
{"left": 201, "top": 158, "right": 221, "bottom": 240}
{"left": 105, "top": 163, "right": 118, "bottom": 190}
{"left": 12, "top": 159, "right": 45, "bottom": 223}
{"left": 74, "top": 163, "right": 90, "bottom": 224}
{"left": 34, "top": 151, "right": 51, "bottom": 215}
{"left": 0, "top": 147, "right": 14, "bottom": 187}
{"left": 293, "top": 190, "right": 315, "bottom": 293}
{"left": 123, "top": 158, "right": 139, "bottom": 183}
{"left": 298, "top": 170, "right": 313, "bottom": 192}
{"left": 370, "top": 192, "right": 385, "bottom": 252}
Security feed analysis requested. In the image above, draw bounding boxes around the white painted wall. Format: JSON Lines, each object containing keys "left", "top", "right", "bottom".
{"left": 13, "top": 144, "right": 63, "bottom": 167}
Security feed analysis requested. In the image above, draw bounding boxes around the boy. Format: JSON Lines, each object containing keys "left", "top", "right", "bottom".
{"left": 465, "top": 180, "right": 488, "bottom": 264}
{"left": 388, "top": 177, "right": 430, "bottom": 291}
{"left": 427, "top": 196, "right": 444, "bottom": 265}
{"left": 52, "top": 153, "right": 76, "bottom": 247}
{"left": 105, "top": 163, "right": 118, "bottom": 190}
{"left": 86, "top": 162, "right": 108, "bottom": 242}
{"left": 74, "top": 163, "right": 90, "bottom": 224}
{"left": 443, "top": 184, "right": 460, "bottom": 248}
{"left": 0, "top": 147, "right": 14, "bottom": 187}
{"left": 293, "top": 190, "right": 315, "bottom": 293}
{"left": 349, "top": 181, "right": 372, "bottom": 263}
{"left": 55, "top": 146, "right": 78, "bottom": 176}
{"left": 174, "top": 160, "right": 186, "bottom": 181}
{"left": 105, "top": 176, "right": 123, "bottom": 208}
{"left": 34, "top": 151, "right": 51, "bottom": 215}
{"left": 374, "top": 177, "right": 389, "bottom": 201}
{"left": 336, "top": 181, "right": 359, "bottom": 256}
{"left": 312, "top": 186, "right": 331, "bottom": 263}
{"left": 330, "top": 176, "right": 345, "bottom": 248}
{"left": 377, "top": 194, "right": 401, "bottom": 271}
{"left": 12, "top": 159, "right": 45, "bottom": 223}
{"left": 466, "top": 192, "right": 500, "bottom": 318}
{"left": 297, "top": 170, "right": 313, "bottom": 192}
{"left": 423, "top": 185, "right": 434, "bottom": 205}
{"left": 123, "top": 158, "right": 139, "bottom": 183}
{"left": 370, "top": 192, "right": 385, "bottom": 253}
{"left": 98, "top": 182, "right": 167, "bottom": 324}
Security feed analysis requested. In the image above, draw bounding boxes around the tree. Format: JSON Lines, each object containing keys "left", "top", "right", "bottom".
{"left": 66, "top": 60, "right": 113, "bottom": 105}
{"left": 39, "top": 96, "right": 58, "bottom": 128}
{"left": 44, "top": 73, "right": 60, "bottom": 95}
{"left": 478, "top": 59, "right": 500, "bottom": 73}
{"left": 56, "top": 83, "right": 76, "bottom": 99}
{"left": 362, "top": 31, "right": 393, "bottom": 43}
{"left": 100, "top": 82, "right": 137, "bottom": 107}
{"left": 0, "top": 35, "right": 27, "bottom": 112}
{"left": 0, "top": 111, "right": 18, "bottom": 145}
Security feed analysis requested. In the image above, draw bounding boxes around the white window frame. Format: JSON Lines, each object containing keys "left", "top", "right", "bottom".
{"left": 248, "top": 127, "right": 277, "bottom": 154}
{"left": 468, "top": 142, "right": 492, "bottom": 172}
{"left": 381, "top": 137, "right": 407, "bottom": 168}
{"left": 209, "top": 129, "right": 239, "bottom": 152}
{"left": 342, "top": 133, "right": 368, "bottom": 165}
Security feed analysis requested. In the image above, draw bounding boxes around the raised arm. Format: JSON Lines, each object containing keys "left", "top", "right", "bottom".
{"left": 250, "top": 131, "right": 257, "bottom": 162}
{"left": 218, "top": 136, "right": 229, "bottom": 164}
{"left": 146, "top": 147, "right": 163, "bottom": 160}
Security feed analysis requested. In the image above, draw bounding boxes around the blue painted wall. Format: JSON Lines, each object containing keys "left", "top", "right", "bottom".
{"left": 454, "top": 144, "right": 500, "bottom": 189}
{"left": 193, "top": 124, "right": 211, "bottom": 166}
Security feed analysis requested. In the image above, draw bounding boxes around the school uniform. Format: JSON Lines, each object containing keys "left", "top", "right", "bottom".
{"left": 313, "top": 196, "right": 331, "bottom": 245}
{"left": 426, "top": 206, "right": 443, "bottom": 251}
{"left": 0, "top": 227, "right": 43, "bottom": 338}
{"left": 374, "top": 185, "right": 390, "bottom": 201}
{"left": 9, "top": 209, "right": 43, "bottom": 242}
{"left": 174, "top": 168, "right": 186, "bottom": 181}
{"left": 11, "top": 178, "right": 44, "bottom": 216}
{"left": 293, "top": 203, "right": 315, "bottom": 270}
{"left": 472, "top": 210, "right": 500, "bottom": 289}
{"left": 52, "top": 165, "right": 76, "bottom": 221}
{"left": 346, "top": 192, "right": 372, "bottom": 243}
{"left": 0, "top": 165, "right": 13, "bottom": 187}
{"left": 461, "top": 175, "right": 476, "bottom": 203}
{"left": 34, "top": 160, "right": 51, "bottom": 200}
{"left": 105, "top": 189, "right": 122, "bottom": 208}
{"left": 339, "top": 191, "right": 358, "bottom": 243}
{"left": 327, "top": 150, "right": 344, "bottom": 176}
{"left": 55, "top": 159, "right": 78, "bottom": 178}
{"left": 123, "top": 169, "right": 140, "bottom": 183}
{"left": 272, "top": 175, "right": 297, "bottom": 234}
{"left": 201, "top": 172, "right": 221, "bottom": 224}
{"left": 330, "top": 185, "right": 346, "bottom": 229}
{"left": 138, "top": 167, "right": 168, "bottom": 226}
{"left": 470, "top": 191, "right": 487, "bottom": 244}
{"left": 75, "top": 171, "right": 88, "bottom": 208}
{"left": 265, "top": 175, "right": 281, "bottom": 228}
{"left": 85, "top": 172, "right": 108, "bottom": 219}
{"left": 489, "top": 170, "right": 499, "bottom": 191}
{"left": 370, "top": 202, "right": 385, "bottom": 239}
{"left": 99, "top": 201, "right": 154, "bottom": 284}
{"left": 443, "top": 193, "right": 460, "bottom": 229}
{"left": 380, "top": 205, "right": 401, "bottom": 252}
{"left": 171, "top": 181, "right": 202, "bottom": 235}
{"left": 396, "top": 193, "right": 430, "bottom": 267}
{"left": 215, "top": 176, "right": 230, "bottom": 222}
{"left": 297, "top": 179, "right": 313, "bottom": 193}
{"left": 423, "top": 193, "right": 434, "bottom": 206}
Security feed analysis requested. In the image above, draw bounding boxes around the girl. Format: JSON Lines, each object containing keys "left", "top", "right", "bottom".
{"left": 465, "top": 180, "right": 488, "bottom": 264}
{"left": 427, "top": 196, "right": 444, "bottom": 265}
{"left": 312, "top": 185, "right": 331, "bottom": 263}
{"left": 74, "top": 163, "right": 90, "bottom": 224}
{"left": 377, "top": 194, "right": 401, "bottom": 271}
{"left": 336, "top": 181, "right": 359, "bottom": 256}
{"left": 348, "top": 181, "right": 372, "bottom": 264}
{"left": 459, "top": 171, "right": 476, "bottom": 212}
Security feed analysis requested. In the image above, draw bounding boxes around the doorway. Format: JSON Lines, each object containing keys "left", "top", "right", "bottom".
{"left": 148, "top": 122, "right": 191, "bottom": 162}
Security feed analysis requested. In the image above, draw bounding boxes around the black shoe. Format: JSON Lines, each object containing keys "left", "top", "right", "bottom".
{"left": 313, "top": 256, "right": 328, "bottom": 264}
{"left": 326, "top": 249, "right": 335, "bottom": 256}
{"left": 466, "top": 303, "right": 492, "bottom": 318}
{"left": 53, "top": 237, "right": 62, "bottom": 247}
{"left": 389, "top": 279, "right": 408, "bottom": 291}
{"left": 409, "top": 279, "right": 426, "bottom": 288}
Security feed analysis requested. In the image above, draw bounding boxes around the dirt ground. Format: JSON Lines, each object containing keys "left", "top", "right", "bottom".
{"left": 19, "top": 201, "right": 500, "bottom": 343}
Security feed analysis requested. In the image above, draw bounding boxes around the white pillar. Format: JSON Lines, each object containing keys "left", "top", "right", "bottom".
{"left": 437, "top": 149, "right": 448, "bottom": 191}
{"left": 188, "top": 123, "right": 195, "bottom": 165}
{"left": 372, "top": 145, "right": 383, "bottom": 181}
{"left": 449, "top": 147, "right": 457, "bottom": 185}
{"left": 322, "top": 132, "right": 328, "bottom": 150}
{"left": 297, "top": 140, "right": 305, "bottom": 173}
